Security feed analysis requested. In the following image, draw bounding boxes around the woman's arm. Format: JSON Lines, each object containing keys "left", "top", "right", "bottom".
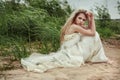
{"left": 87, "top": 11, "right": 96, "bottom": 35}
{"left": 72, "top": 12, "right": 96, "bottom": 36}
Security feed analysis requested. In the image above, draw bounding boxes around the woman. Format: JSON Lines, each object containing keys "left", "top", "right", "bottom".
{"left": 21, "top": 9, "right": 108, "bottom": 73}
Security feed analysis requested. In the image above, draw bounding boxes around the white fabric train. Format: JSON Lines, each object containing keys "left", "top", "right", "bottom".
{"left": 21, "top": 32, "right": 108, "bottom": 73}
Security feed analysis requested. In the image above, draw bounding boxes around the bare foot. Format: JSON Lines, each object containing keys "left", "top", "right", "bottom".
{"left": 107, "top": 59, "right": 114, "bottom": 64}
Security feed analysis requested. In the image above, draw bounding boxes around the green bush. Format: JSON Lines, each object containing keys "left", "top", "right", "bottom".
{"left": 97, "top": 27, "right": 114, "bottom": 38}
{"left": 0, "top": 0, "right": 71, "bottom": 59}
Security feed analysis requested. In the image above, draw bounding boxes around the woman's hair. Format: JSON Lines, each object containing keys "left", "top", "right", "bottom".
{"left": 60, "top": 9, "right": 87, "bottom": 44}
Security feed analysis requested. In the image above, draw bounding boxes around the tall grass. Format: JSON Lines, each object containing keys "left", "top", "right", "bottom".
{"left": 0, "top": 0, "right": 70, "bottom": 61}
{"left": 0, "top": 0, "right": 119, "bottom": 62}
{"left": 95, "top": 19, "right": 120, "bottom": 38}
{"left": 0, "top": 35, "right": 30, "bottom": 60}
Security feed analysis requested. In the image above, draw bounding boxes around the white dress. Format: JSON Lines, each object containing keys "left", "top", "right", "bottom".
{"left": 21, "top": 32, "right": 108, "bottom": 73}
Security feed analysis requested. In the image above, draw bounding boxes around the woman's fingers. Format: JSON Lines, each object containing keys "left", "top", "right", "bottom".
{"left": 86, "top": 11, "right": 93, "bottom": 17}
{"left": 86, "top": 11, "right": 94, "bottom": 21}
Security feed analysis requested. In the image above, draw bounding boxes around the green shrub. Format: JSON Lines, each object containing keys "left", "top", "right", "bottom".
{"left": 97, "top": 27, "right": 114, "bottom": 38}
{"left": 0, "top": 0, "right": 71, "bottom": 58}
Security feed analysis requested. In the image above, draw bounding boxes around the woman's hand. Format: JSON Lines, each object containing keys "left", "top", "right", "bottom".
{"left": 85, "top": 11, "right": 96, "bottom": 34}
{"left": 86, "top": 11, "right": 94, "bottom": 21}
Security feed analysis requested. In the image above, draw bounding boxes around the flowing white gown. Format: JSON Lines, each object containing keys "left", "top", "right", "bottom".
{"left": 21, "top": 32, "right": 108, "bottom": 73}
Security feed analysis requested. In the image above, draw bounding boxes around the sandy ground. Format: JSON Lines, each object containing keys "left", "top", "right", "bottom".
{"left": 0, "top": 42, "right": 120, "bottom": 80}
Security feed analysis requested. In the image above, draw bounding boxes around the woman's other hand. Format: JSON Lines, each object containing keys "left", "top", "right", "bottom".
{"left": 86, "top": 11, "right": 94, "bottom": 21}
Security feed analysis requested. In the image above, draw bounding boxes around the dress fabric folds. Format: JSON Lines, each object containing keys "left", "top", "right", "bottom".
{"left": 21, "top": 32, "right": 108, "bottom": 73}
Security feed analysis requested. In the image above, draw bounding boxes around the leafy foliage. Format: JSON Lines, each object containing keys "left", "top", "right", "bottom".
{"left": 0, "top": 0, "right": 72, "bottom": 60}
{"left": 117, "top": 1, "right": 120, "bottom": 14}
{"left": 94, "top": 5, "right": 120, "bottom": 38}
{"left": 0, "top": 0, "right": 119, "bottom": 61}
{"left": 97, "top": 27, "right": 113, "bottom": 38}
{"left": 95, "top": 5, "right": 111, "bottom": 28}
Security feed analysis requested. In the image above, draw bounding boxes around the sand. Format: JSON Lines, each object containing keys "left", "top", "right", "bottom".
{"left": 0, "top": 43, "right": 120, "bottom": 80}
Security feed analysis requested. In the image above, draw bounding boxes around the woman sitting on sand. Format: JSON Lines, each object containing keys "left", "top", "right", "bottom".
{"left": 21, "top": 9, "right": 109, "bottom": 73}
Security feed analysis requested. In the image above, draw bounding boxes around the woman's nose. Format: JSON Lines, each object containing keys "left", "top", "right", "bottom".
{"left": 80, "top": 19, "right": 83, "bottom": 22}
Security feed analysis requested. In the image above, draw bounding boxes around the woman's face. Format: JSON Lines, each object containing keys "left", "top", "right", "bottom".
{"left": 75, "top": 13, "right": 87, "bottom": 26}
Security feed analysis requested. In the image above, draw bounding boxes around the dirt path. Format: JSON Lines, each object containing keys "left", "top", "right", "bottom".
{"left": 0, "top": 44, "right": 120, "bottom": 80}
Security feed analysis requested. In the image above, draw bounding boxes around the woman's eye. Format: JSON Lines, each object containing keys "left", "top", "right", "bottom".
{"left": 78, "top": 17, "right": 82, "bottom": 19}
{"left": 78, "top": 17, "right": 86, "bottom": 21}
{"left": 83, "top": 19, "right": 86, "bottom": 21}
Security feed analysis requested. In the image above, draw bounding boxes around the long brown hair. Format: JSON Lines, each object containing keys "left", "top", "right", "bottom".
{"left": 60, "top": 9, "right": 87, "bottom": 44}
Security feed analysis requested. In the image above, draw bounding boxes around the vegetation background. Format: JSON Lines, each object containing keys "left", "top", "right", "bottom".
{"left": 0, "top": 0, "right": 120, "bottom": 71}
